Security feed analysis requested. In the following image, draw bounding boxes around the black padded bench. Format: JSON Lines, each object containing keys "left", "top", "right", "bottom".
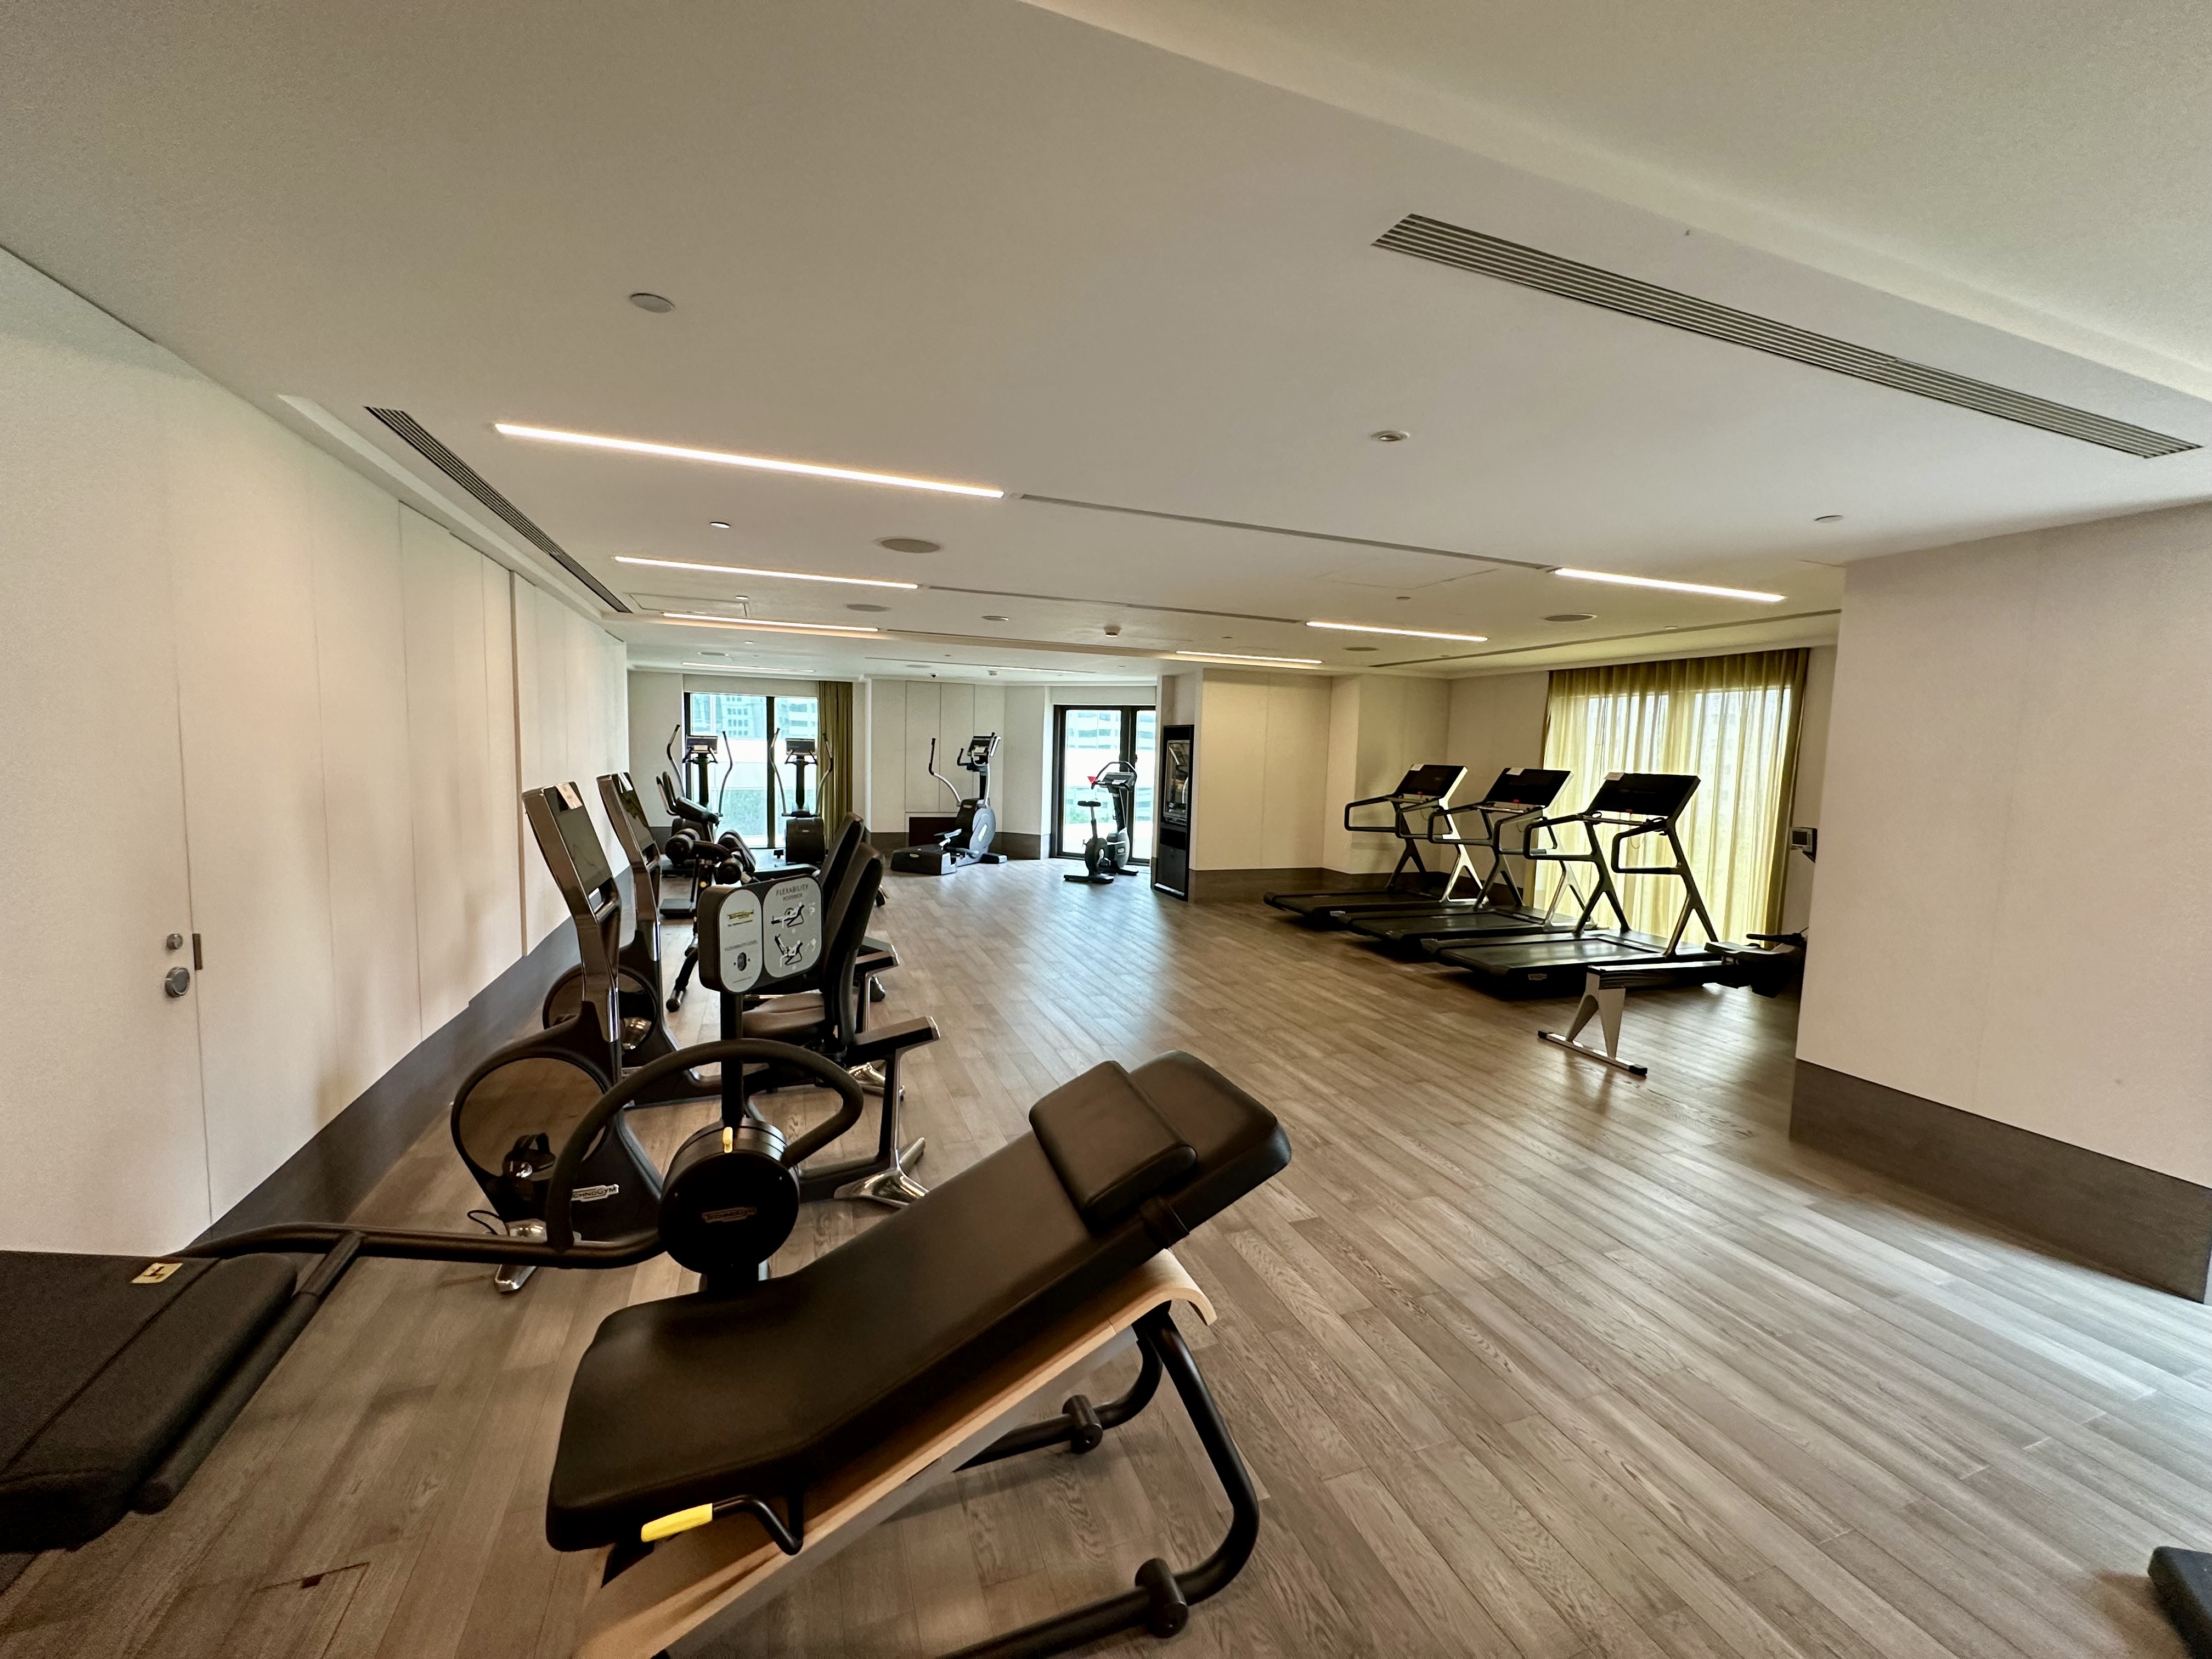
{"left": 550, "top": 1050, "right": 1291, "bottom": 1657}
{"left": 0, "top": 1250, "right": 304, "bottom": 1553}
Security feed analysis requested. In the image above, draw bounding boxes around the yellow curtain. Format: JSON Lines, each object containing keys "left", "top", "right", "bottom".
{"left": 1538, "top": 648, "right": 1806, "bottom": 942}
{"left": 817, "top": 679, "right": 854, "bottom": 826}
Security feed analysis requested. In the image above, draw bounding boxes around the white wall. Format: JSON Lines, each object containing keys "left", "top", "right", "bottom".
{"left": 998, "top": 685, "right": 1054, "bottom": 840}
{"left": 1438, "top": 669, "right": 1551, "bottom": 892}
{"left": 1318, "top": 675, "right": 1452, "bottom": 874}
{"left": 0, "top": 243, "right": 625, "bottom": 1250}
{"left": 1192, "top": 670, "right": 1333, "bottom": 871}
{"left": 1442, "top": 672, "right": 1551, "bottom": 799}
{"left": 516, "top": 581, "right": 628, "bottom": 946}
{"left": 864, "top": 676, "right": 1145, "bottom": 847}
{"left": 628, "top": 669, "right": 686, "bottom": 811}
{"left": 1800, "top": 506, "right": 2212, "bottom": 1185}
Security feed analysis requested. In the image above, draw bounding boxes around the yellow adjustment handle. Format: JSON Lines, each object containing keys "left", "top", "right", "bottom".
{"left": 723, "top": 1126, "right": 733, "bottom": 1153}
{"left": 640, "top": 1504, "right": 715, "bottom": 1543}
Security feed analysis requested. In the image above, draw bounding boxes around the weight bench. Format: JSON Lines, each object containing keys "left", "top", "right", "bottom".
{"left": 550, "top": 1050, "right": 1291, "bottom": 1658}
{"left": 0, "top": 1249, "right": 319, "bottom": 1552}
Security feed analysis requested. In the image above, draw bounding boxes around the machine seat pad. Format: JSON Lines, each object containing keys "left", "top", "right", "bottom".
{"left": 0, "top": 1251, "right": 298, "bottom": 1552}
{"left": 546, "top": 1051, "right": 1288, "bottom": 1550}
{"left": 741, "top": 994, "right": 827, "bottom": 1040}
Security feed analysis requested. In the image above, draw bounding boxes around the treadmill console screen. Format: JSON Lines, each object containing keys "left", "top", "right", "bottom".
{"left": 1482, "top": 766, "right": 1571, "bottom": 808}
{"left": 1393, "top": 764, "right": 1466, "bottom": 801}
{"left": 1585, "top": 771, "right": 1700, "bottom": 819}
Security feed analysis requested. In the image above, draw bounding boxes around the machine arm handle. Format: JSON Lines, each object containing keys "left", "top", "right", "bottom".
{"left": 544, "top": 1038, "right": 865, "bottom": 1247}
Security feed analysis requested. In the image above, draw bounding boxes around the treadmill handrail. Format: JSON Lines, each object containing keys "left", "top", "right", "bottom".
{"left": 1341, "top": 789, "right": 1444, "bottom": 833}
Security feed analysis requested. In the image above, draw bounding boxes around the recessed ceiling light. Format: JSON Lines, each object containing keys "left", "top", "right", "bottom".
{"left": 661, "top": 611, "right": 879, "bottom": 635}
{"left": 629, "top": 292, "right": 675, "bottom": 313}
{"left": 1544, "top": 612, "right": 1596, "bottom": 623}
{"left": 877, "top": 537, "right": 941, "bottom": 553}
{"left": 1308, "top": 620, "right": 1488, "bottom": 643}
{"left": 1173, "top": 650, "right": 1324, "bottom": 667}
{"left": 1370, "top": 429, "right": 1409, "bottom": 443}
{"left": 614, "top": 555, "right": 917, "bottom": 589}
{"left": 1815, "top": 514, "right": 1843, "bottom": 523}
{"left": 494, "top": 424, "right": 1003, "bottom": 498}
{"left": 1553, "top": 568, "right": 1785, "bottom": 602}
{"left": 709, "top": 521, "right": 731, "bottom": 529}
{"left": 981, "top": 614, "right": 1011, "bottom": 622}
{"left": 847, "top": 603, "right": 889, "bottom": 613}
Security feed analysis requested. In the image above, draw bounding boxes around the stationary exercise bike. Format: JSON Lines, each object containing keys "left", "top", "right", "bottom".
{"left": 1064, "top": 758, "right": 1138, "bottom": 884}
{"left": 889, "top": 734, "right": 1005, "bottom": 875}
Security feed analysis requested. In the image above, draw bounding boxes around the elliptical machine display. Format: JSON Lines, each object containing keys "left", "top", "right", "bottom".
{"left": 1064, "top": 757, "right": 1138, "bottom": 884}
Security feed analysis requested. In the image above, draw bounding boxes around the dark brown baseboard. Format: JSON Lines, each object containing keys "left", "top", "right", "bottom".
{"left": 199, "top": 915, "right": 584, "bottom": 1239}
{"left": 1791, "top": 1060, "right": 2212, "bottom": 1300}
{"left": 1185, "top": 867, "right": 1387, "bottom": 902}
{"left": 869, "top": 828, "right": 1042, "bottom": 859}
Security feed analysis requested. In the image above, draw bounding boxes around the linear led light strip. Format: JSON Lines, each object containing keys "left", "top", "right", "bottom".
{"left": 662, "top": 611, "right": 880, "bottom": 636}
{"left": 495, "top": 423, "right": 1003, "bottom": 498}
{"left": 1308, "top": 620, "right": 1488, "bottom": 642}
{"left": 1174, "top": 650, "right": 1323, "bottom": 667}
{"left": 1553, "top": 569, "right": 1784, "bottom": 602}
{"left": 617, "top": 555, "right": 917, "bottom": 590}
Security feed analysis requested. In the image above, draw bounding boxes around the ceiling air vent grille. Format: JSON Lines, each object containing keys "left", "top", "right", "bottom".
{"left": 1374, "top": 213, "right": 2197, "bottom": 459}
{"left": 365, "top": 408, "right": 629, "bottom": 610}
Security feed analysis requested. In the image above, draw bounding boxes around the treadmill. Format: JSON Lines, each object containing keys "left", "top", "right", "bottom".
{"left": 1342, "top": 766, "right": 1576, "bottom": 951}
{"left": 1430, "top": 771, "right": 1730, "bottom": 997}
{"left": 1262, "top": 764, "right": 1466, "bottom": 926}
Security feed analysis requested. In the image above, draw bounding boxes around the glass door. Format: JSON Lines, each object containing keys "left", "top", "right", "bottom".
{"left": 1053, "top": 704, "right": 1155, "bottom": 862}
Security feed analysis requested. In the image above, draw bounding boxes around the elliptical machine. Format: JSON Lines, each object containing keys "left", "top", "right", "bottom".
{"left": 780, "top": 733, "right": 827, "bottom": 866}
{"left": 1063, "top": 758, "right": 1138, "bottom": 885}
{"left": 889, "top": 734, "right": 1004, "bottom": 875}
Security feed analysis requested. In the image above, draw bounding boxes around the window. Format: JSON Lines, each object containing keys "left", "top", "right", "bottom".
{"left": 1052, "top": 705, "right": 1157, "bottom": 860}
{"left": 1537, "top": 650, "right": 1806, "bottom": 942}
{"left": 685, "top": 691, "right": 820, "bottom": 851}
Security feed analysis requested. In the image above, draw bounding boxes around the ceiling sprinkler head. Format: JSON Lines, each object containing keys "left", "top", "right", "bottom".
{"left": 1103, "top": 622, "right": 1122, "bottom": 636}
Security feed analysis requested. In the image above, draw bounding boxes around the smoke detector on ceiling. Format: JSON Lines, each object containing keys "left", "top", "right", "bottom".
{"left": 1370, "top": 429, "right": 1409, "bottom": 443}
{"left": 629, "top": 292, "right": 675, "bottom": 313}
{"left": 1544, "top": 612, "right": 1596, "bottom": 622}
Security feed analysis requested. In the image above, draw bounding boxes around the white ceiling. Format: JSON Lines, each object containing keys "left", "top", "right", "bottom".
{"left": 2, "top": 0, "right": 2205, "bottom": 680}
{"left": 1029, "top": 0, "right": 2212, "bottom": 397}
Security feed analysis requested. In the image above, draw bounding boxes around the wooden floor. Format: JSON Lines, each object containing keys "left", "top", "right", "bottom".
{"left": 7, "top": 859, "right": 2211, "bottom": 1658}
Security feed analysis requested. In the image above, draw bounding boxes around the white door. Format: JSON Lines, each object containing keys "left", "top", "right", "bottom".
{"left": 0, "top": 256, "right": 210, "bottom": 1252}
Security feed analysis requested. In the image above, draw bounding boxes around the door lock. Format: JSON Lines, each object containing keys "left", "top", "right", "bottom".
{"left": 165, "top": 932, "right": 185, "bottom": 951}
{"left": 164, "top": 966, "right": 192, "bottom": 998}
